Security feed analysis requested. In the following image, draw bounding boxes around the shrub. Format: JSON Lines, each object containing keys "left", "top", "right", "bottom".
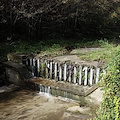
{"left": 95, "top": 46, "right": 120, "bottom": 120}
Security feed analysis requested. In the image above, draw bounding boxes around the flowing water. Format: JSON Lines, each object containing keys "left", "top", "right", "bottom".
{"left": 38, "top": 84, "right": 87, "bottom": 102}
{"left": 0, "top": 85, "right": 95, "bottom": 120}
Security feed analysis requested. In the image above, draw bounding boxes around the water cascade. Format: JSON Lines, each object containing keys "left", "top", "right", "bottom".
{"left": 39, "top": 84, "right": 51, "bottom": 97}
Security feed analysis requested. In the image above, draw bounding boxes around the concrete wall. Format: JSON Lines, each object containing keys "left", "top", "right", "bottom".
{"left": 4, "top": 61, "right": 103, "bottom": 106}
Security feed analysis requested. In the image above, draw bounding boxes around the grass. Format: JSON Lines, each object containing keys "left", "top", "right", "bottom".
{"left": 0, "top": 38, "right": 119, "bottom": 62}
{"left": 13, "top": 39, "right": 103, "bottom": 54}
{"left": 14, "top": 39, "right": 120, "bottom": 64}
{"left": 77, "top": 40, "right": 120, "bottom": 63}
{"left": 13, "top": 40, "right": 67, "bottom": 57}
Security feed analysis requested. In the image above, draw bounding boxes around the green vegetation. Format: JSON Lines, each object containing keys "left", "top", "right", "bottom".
{"left": 14, "top": 39, "right": 67, "bottom": 56}
{"left": 95, "top": 46, "right": 120, "bottom": 120}
{"left": 78, "top": 46, "right": 119, "bottom": 64}
{"left": 1, "top": 39, "right": 119, "bottom": 62}
{"left": 77, "top": 40, "right": 120, "bottom": 63}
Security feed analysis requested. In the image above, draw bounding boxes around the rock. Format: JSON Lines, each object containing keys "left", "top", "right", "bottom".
{"left": 86, "top": 87, "right": 103, "bottom": 106}
{"left": 67, "top": 106, "right": 91, "bottom": 114}
{"left": 7, "top": 53, "right": 28, "bottom": 64}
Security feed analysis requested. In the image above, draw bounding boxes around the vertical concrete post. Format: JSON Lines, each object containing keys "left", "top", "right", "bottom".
{"left": 26, "top": 59, "right": 28, "bottom": 66}
{"left": 59, "top": 64, "right": 62, "bottom": 81}
{"left": 33, "top": 58, "right": 36, "bottom": 77}
{"left": 90, "top": 68, "right": 94, "bottom": 86}
{"left": 54, "top": 62, "right": 57, "bottom": 81}
{"left": 47, "top": 60, "right": 50, "bottom": 78}
{"left": 68, "top": 65, "right": 71, "bottom": 83}
{"left": 83, "top": 67, "right": 88, "bottom": 86}
{"left": 30, "top": 58, "right": 32, "bottom": 66}
{"left": 50, "top": 61, "right": 53, "bottom": 79}
{"left": 45, "top": 60, "right": 48, "bottom": 79}
{"left": 64, "top": 63, "right": 67, "bottom": 81}
{"left": 37, "top": 59, "right": 40, "bottom": 76}
{"left": 79, "top": 66, "right": 82, "bottom": 85}
{"left": 73, "top": 66, "right": 77, "bottom": 84}
{"left": 40, "top": 59, "right": 44, "bottom": 77}
{"left": 33, "top": 58, "right": 36, "bottom": 67}
{"left": 96, "top": 68, "right": 100, "bottom": 83}
{"left": 30, "top": 58, "right": 34, "bottom": 76}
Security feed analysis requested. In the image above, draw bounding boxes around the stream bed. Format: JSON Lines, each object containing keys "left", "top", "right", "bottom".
{"left": 0, "top": 85, "right": 95, "bottom": 120}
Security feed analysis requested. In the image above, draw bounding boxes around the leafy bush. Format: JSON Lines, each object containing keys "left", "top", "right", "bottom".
{"left": 95, "top": 46, "right": 120, "bottom": 120}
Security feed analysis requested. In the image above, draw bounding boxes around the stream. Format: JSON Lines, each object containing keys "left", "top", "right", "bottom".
{"left": 0, "top": 85, "right": 95, "bottom": 120}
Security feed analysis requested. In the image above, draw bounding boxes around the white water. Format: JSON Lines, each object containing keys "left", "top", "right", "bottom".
{"left": 38, "top": 84, "right": 51, "bottom": 97}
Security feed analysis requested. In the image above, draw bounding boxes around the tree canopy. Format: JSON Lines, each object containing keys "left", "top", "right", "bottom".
{"left": 0, "top": 0, "right": 120, "bottom": 40}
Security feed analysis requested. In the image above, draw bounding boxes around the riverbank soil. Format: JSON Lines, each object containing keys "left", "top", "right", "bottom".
{"left": 0, "top": 88, "right": 95, "bottom": 120}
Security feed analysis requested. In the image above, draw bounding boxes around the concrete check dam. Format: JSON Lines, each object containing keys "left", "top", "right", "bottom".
{"left": 4, "top": 53, "right": 106, "bottom": 102}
